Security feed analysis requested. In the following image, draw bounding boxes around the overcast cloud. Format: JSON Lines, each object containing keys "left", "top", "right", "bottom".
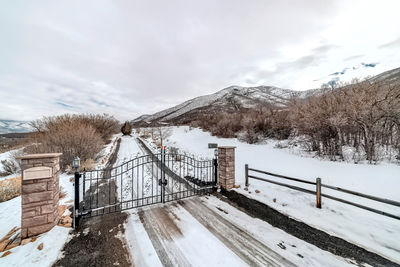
{"left": 1, "top": 0, "right": 400, "bottom": 121}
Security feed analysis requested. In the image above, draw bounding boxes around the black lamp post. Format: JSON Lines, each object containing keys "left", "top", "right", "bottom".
{"left": 72, "top": 156, "right": 81, "bottom": 228}
{"left": 72, "top": 156, "right": 80, "bottom": 173}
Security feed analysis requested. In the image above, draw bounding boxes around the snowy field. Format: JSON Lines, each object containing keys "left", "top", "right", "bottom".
{"left": 146, "top": 126, "right": 400, "bottom": 263}
{"left": 1, "top": 129, "right": 399, "bottom": 265}
{"left": 114, "top": 136, "right": 356, "bottom": 266}
{"left": 0, "top": 135, "right": 120, "bottom": 266}
{"left": 0, "top": 173, "right": 73, "bottom": 266}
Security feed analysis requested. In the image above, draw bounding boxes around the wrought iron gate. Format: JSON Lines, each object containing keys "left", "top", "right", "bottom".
{"left": 75, "top": 147, "right": 217, "bottom": 220}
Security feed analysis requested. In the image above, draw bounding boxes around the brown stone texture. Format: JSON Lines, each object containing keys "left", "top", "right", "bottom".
{"left": 218, "top": 147, "right": 236, "bottom": 191}
{"left": 20, "top": 153, "right": 61, "bottom": 239}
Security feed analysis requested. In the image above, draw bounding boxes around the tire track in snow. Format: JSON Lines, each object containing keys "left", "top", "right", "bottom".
{"left": 138, "top": 206, "right": 191, "bottom": 267}
{"left": 179, "top": 198, "right": 296, "bottom": 267}
{"left": 134, "top": 137, "right": 294, "bottom": 266}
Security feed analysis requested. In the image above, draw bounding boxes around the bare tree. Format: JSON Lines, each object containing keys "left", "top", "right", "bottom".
{"left": 154, "top": 127, "right": 172, "bottom": 148}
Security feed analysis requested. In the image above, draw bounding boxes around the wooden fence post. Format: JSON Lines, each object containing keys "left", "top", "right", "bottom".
{"left": 245, "top": 164, "right": 249, "bottom": 187}
{"left": 316, "top": 177, "right": 322, "bottom": 208}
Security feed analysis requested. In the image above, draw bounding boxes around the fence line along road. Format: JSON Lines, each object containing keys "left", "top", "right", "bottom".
{"left": 245, "top": 164, "right": 400, "bottom": 221}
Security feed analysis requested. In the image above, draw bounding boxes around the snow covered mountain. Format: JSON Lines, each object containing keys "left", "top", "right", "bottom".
{"left": 133, "top": 86, "right": 313, "bottom": 124}
{"left": 0, "top": 120, "right": 32, "bottom": 134}
{"left": 132, "top": 67, "right": 400, "bottom": 125}
{"left": 131, "top": 114, "right": 152, "bottom": 123}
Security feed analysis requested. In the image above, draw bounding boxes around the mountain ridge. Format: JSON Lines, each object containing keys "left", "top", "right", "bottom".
{"left": 132, "top": 67, "right": 400, "bottom": 125}
{"left": 0, "top": 120, "right": 32, "bottom": 134}
{"left": 131, "top": 85, "right": 317, "bottom": 125}
{"left": 132, "top": 85, "right": 311, "bottom": 125}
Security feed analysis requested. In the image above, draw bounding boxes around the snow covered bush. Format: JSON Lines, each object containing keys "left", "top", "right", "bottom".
{"left": 0, "top": 150, "right": 23, "bottom": 176}
{"left": 0, "top": 160, "right": 19, "bottom": 176}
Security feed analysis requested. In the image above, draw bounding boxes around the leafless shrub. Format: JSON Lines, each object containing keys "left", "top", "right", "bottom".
{"left": 169, "top": 146, "right": 179, "bottom": 155}
{"left": 0, "top": 176, "right": 21, "bottom": 202}
{"left": 30, "top": 113, "right": 119, "bottom": 143}
{"left": 0, "top": 160, "right": 19, "bottom": 176}
{"left": 80, "top": 158, "right": 96, "bottom": 172}
{"left": 191, "top": 79, "right": 400, "bottom": 163}
{"left": 291, "top": 79, "right": 400, "bottom": 162}
{"left": 65, "top": 158, "right": 96, "bottom": 174}
{"left": 153, "top": 127, "right": 172, "bottom": 147}
{"left": 26, "top": 119, "right": 104, "bottom": 170}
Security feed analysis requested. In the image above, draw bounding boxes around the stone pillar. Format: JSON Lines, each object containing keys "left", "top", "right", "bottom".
{"left": 218, "top": 146, "right": 235, "bottom": 191}
{"left": 18, "top": 153, "right": 62, "bottom": 239}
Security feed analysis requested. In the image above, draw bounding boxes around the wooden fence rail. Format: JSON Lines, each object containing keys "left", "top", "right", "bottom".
{"left": 245, "top": 164, "right": 400, "bottom": 221}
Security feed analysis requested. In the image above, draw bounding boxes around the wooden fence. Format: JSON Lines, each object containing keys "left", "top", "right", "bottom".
{"left": 245, "top": 164, "right": 400, "bottom": 221}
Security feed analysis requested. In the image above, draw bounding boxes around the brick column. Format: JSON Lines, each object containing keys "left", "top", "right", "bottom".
{"left": 18, "top": 153, "right": 62, "bottom": 239}
{"left": 218, "top": 146, "right": 235, "bottom": 191}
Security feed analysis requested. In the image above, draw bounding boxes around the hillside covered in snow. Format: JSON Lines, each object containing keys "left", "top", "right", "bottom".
{"left": 132, "top": 67, "right": 400, "bottom": 126}
{"left": 0, "top": 120, "right": 31, "bottom": 134}
{"left": 132, "top": 86, "right": 317, "bottom": 125}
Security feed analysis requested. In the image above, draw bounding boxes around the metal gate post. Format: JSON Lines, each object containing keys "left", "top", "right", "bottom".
{"left": 72, "top": 156, "right": 81, "bottom": 229}
{"left": 73, "top": 169, "right": 81, "bottom": 228}
{"left": 245, "top": 164, "right": 249, "bottom": 187}
{"left": 213, "top": 158, "right": 218, "bottom": 185}
{"left": 162, "top": 147, "right": 166, "bottom": 203}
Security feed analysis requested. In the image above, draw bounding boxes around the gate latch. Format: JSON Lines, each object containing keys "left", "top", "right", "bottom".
{"left": 159, "top": 179, "right": 168, "bottom": 186}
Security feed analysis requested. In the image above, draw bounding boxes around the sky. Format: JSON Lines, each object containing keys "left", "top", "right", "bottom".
{"left": 0, "top": 0, "right": 400, "bottom": 121}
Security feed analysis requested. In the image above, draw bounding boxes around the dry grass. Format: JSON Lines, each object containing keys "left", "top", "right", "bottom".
{"left": 59, "top": 186, "right": 67, "bottom": 199}
{"left": 79, "top": 158, "right": 96, "bottom": 172}
{"left": 65, "top": 158, "right": 96, "bottom": 174}
{"left": 0, "top": 176, "right": 21, "bottom": 202}
{"left": 0, "top": 133, "right": 29, "bottom": 154}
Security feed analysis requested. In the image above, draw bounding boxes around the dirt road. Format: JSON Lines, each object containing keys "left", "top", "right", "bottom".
{"left": 54, "top": 138, "right": 133, "bottom": 267}
{"left": 137, "top": 198, "right": 295, "bottom": 267}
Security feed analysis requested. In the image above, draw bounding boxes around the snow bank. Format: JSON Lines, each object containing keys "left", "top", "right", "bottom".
{"left": 0, "top": 226, "right": 71, "bottom": 267}
{"left": 164, "top": 126, "right": 400, "bottom": 200}
{"left": 0, "top": 173, "right": 74, "bottom": 265}
{"left": 203, "top": 196, "right": 355, "bottom": 267}
{"left": 159, "top": 126, "right": 400, "bottom": 263}
{"left": 0, "top": 196, "right": 21, "bottom": 238}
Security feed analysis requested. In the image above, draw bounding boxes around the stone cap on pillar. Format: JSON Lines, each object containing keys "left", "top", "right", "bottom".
{"left": 217, "top": 146, "right": 236, "bottom": 149}
{"left": 17, "top": 153, "right": 62, "bottom": 160}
